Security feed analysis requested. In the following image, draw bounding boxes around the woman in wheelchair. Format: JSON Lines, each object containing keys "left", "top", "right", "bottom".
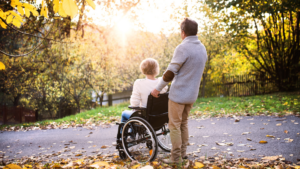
{"left": 113, "top": 58, "right": 171, "bottom": 163}
{"left": 120, "top": 58, "right": 168, "bottom": 123}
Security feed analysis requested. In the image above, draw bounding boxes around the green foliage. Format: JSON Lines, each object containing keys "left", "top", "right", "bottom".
{"left": 204, "top": 0, "right": 300, "bottom": 91}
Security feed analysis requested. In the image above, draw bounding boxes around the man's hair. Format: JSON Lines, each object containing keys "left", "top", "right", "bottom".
{"left": 180, "top": 18, "right": 198, "bottom": 36}
{"left": 140, "top": 58, "right": 159, "bottom": 76}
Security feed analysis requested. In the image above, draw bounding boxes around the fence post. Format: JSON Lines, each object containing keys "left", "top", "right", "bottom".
{"left": 108, "top": 95, "right": 113, "bottom": 106}
{"left": 3, "top": 105, "right": 7, "bottom": 124}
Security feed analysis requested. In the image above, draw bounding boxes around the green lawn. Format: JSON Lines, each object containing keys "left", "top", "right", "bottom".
{"left": 191, "top": 92, "right": 300, "bottom": 117}
{"left": 1, "top": 92, "right": 299, "bottom": 130}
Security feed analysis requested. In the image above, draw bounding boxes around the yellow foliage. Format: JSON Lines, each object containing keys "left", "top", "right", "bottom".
{"left": 6, "top": 15, "right": 13, "bottom": 24}
{"left": 0, "top": 19, "right": 7, "bottom": 28}
{"left": 132, "top": 164, "right": 140, "bottom": 169}
{"left": 89, "top": 161, "right": 109, "bottom": 168}
{"left": 17, "top": 6, "right": 24, "bottom": 15}
{"left": 86, "top": 0, "right": 96, "bottom": 10}
{"left": 24, "top": 8, "right": 30, "bottom": 17}
{"left": 62, "top": 0, "right": 78, "bottom": 19}
{"left": 12, "top": 19, "right": 21, "bottom": 28}
{"left": 59, "top": 2, "right": 68, "bottom": 17}
{"left": 194, "top": 162, "right": 204, "bottom": 168}
{"left": 4, "top": 164, "right": 22, "bottom": 169}
{"left": 54, "top": 0, "right": 60, "bottom": 13}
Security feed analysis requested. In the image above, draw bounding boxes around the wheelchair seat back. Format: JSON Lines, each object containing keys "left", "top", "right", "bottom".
{"left": 146, "top": 92, "right": 169, "bottom": 130}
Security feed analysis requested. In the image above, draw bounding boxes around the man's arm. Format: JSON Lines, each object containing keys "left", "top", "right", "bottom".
{"left": 151, "top": 46, "right": 187, "bottom": 97}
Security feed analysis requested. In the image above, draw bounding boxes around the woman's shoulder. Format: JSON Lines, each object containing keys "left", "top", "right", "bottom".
{"left": 134, "top": 79, "right": 146, "bottom": 85}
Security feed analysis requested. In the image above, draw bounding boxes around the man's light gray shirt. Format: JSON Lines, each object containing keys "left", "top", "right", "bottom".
{"left": 156, "top": 36, "right": 207, "bottom": 104}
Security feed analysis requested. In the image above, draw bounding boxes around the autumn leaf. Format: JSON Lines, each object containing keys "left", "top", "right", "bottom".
{"left": 17, "top": 6, "right": 24, "bottom": 15}
{"left": 59, "top": 2, "right": 67, "bottom": 17}
{"left": 53, "top": 0, "right": 59, "bottom": 13}
{"left": 194, "top": 162, "right": 204, "bottom": 168}
{"left": 24, "top": 8, "right": 30, "bottom": 17}
{"left": 132, "top": 164, "right": 140, "bottom": 169}
{"left": 262, "top": 156, "right": 279, "bottom": 160}
{"left": 12, "top": 19, "right": 21, "bottom": 27}
{"left": 6, "top": 15, "right": 13, "bottom": 24}
{"left": 0, "top": 62, "right": 5, "bottom": 70}
{"left": 3, "top": 164, "right": 22, "bottom": 169}
{"left": 86, "top": 0, "right": 96, "bottom": 10}
{"left": 75, "top": 154, "right": 82, "bottom": 156}
{"left": 62, "top": 0, "right": 78, "bottom": 19}
{"left": 0, "top": 19, "right": 7, "bottom": 29}
{"left": 259, "top": 140, "right": 268, "bottom": 144}
{"left": 266, "top": 135, "right": 275, "bottom": 138}
{"left": 284, "top": 130, "right": 288, "bottom": 134}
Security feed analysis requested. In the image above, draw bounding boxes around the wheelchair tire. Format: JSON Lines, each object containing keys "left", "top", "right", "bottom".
{"left": 119, "top": 150, "right": 127, "bottom": 160}
{"left": 121, "top": 117, "right": 158, "bottom": 163}
{"left": 157, "top": 124, "right": 171, "bottom": 152}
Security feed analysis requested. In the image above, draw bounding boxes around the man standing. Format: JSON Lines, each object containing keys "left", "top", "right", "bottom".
{"left": 151, "top": 18, "right": 207, "bottom": 164}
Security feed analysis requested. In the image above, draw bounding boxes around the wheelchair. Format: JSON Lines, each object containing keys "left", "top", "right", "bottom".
{"left": 115, "top": 92, "right": 172, "bottom": 163}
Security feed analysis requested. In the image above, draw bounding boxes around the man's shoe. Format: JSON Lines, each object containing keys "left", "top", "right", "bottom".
{"left": 162, "top": 158, "right": 179, "bottom": 164}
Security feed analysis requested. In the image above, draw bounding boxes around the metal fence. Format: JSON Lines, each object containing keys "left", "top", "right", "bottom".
{"left": 199, "top": 73, "right": 300, "bottom": 97}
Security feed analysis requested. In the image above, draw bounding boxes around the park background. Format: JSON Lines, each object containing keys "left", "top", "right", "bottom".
{"left": 0, "top": 0, "right": 299, "bottom": 125}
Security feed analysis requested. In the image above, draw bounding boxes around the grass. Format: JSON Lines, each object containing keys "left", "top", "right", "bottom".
{"left": 191, "top": 92, "right": 300, "bottom": 117}
{"left": 1, "top": 92, "right": 299, "bottom": 130}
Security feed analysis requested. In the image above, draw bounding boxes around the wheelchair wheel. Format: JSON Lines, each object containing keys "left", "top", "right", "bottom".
{"left": 122, "top": 117, "right": 158, "bottom": 163}
{"left": 157, "top": 123, "right": 171, "bottom": 152}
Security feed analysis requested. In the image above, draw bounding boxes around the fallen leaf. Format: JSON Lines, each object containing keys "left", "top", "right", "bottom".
{"left": 259, "top": 140, "right": 268, "bottom": 144}
{"left": 132, "top": 164, "right": 141, "bottom": 169}
{"left": 194, "top": 162, "right": 204, "bottom": 168}
{"left": 4, "top": 164, "right": 22, "bottom": 169}
{"left": 89, "top": 161, "right": 109, "bottom": 168}
{"left": 242, "top": 132, "right": 250, "bottom": 135}
{"left": 284, "top": 130, "right": 288, "bottom": 134}
{"left": 75, "top": 154, "right": 82, "bottom": 156}
{"left": 276, "top": 123, "right": 282, "bottom": 126}
{"left": 101, "top": 145, "right": 108, "bottom": 149}
{"left": 247, "top": 138, "right": 252, "bottom": 141}
{"left": 237, "top": 150, "right": 245, "bottom": 152}
{"left": 266, "top": 135, "right": 275, "bottom": 138}
{"left": 262, "top": 156, "right": 279, "bottom": 160}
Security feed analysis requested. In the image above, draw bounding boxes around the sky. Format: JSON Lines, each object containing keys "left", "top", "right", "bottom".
{"left": 86, "top": 0, "right": 206, "bottom": 35}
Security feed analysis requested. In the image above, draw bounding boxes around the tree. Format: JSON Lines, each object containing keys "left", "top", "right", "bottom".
{"left": 205, "top": 0, "right": 300, "bottom": 91}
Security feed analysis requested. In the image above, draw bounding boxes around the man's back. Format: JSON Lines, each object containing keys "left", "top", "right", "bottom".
{"left": 168, "top": 36, "right": 207, "bottom": 104}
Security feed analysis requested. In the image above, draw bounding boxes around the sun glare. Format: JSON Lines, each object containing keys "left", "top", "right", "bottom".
{"left": 116, "top": 18, "right": 132, "bottom": 34}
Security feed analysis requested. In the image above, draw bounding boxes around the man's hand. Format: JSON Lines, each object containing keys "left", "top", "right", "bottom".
{"left": 151, "top": 89, "right": 160, "bottom": 98}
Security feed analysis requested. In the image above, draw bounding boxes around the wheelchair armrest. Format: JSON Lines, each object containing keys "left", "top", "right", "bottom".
{"left": 116, "top": 122, "right": 125, "bottom": 125}
{"left": 128, "top": 105, "right": 147, "bottom": 110}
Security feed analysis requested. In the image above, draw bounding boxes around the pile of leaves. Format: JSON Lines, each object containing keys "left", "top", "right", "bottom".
{"left": 1, "top": 152, "right": 300, "bottom": 169}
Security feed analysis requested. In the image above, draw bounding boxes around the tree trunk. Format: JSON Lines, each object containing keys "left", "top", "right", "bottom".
{"left": 13, "top": 94, "right": 21, "bottom": 107}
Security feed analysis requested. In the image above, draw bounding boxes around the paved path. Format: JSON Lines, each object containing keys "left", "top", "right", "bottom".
{"left": 0, "top": 115, "right": 300, "bottom": 163}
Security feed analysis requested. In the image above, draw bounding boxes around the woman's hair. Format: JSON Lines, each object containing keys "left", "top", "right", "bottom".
{"left": 140, "top": 58, "right": 159, "bottom": 76}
